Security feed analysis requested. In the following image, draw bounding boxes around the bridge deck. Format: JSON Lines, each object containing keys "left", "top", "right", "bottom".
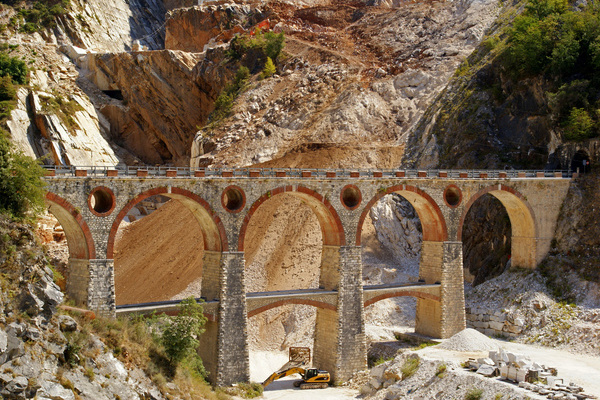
{"left": 115, "top": 283, "right": 441, "bottom": 318}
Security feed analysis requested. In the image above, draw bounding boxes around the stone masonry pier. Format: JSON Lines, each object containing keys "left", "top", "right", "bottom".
{"left": 42, "top": 166, "right": 573, "bottom": 385}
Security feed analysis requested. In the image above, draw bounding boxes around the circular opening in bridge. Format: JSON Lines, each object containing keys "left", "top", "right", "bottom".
{"left": 88, "top": 186, "right": 115, "bottom": 216}
{"left": 222, "top": 186, "right": 245, "bottom": 213}
{"left": 341, "top": 185, "right": 362, "bottom": 210}
{"left": 443, "top": 185, "right": 462, "bottom": 208}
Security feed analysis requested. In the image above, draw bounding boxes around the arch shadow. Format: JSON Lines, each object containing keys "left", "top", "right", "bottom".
{"left": 45, "top": 192, "right": 96, "bottom": 260}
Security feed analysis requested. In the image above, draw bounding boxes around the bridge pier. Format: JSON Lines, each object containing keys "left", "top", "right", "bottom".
{"left": 314, "top": 246, "right": 367, "bottom": 383}
{"left": 67, "top": 258, "right": 116, "bottom": 317}
{"left": 215, "top": 251, "right": 249, "bottom": 386}
{"left": 440, "top": 242, "right": 465, "bottom": 338}
{"left": 415, "top": 241, "right": 465, "bottom": 338}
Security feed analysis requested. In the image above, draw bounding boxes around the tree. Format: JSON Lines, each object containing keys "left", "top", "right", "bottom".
{"left": 0, "top": 53, "right": 28, "bottom": 85}
{"left": 160, "top": 297, "right": 207, "bottom": 365}
{"left": 0, "top": 132, "right": 46, "bottom": 219}
{"left": 261, "top": 57, "right": 276, "bottom": 79}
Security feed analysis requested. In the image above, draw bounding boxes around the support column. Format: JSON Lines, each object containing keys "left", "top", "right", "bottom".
{"left": 314, "top": 246, "right": 366, "bottom": 383}
{"left": 198, "top": 319, "right": 219, "bottom": 382}
{"left": 416, "top": 241, "right": 443, "bottom": 337}
{"left": 201, "top": 251, "right": 222, "bottom": 301}
{"left": 215, "top": 251, "right": 249, "bottom": 386}
{"left": 440, "top": 241, "right": 466, "bottom": 338}
{"left": 87, "top": 259, "right": 116, "bottom": 317}
{"left": 66, "top": 258, "right": 90, "bottom": 307}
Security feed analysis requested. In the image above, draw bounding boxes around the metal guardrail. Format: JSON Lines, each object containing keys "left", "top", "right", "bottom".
{"left": 42, "top": 165, "right": 574, "bottom": 179}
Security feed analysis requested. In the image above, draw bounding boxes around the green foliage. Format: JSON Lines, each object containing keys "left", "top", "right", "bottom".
{"left": 501, "top": 0, "right": 600, "bottom": 141}
{"left": 221, "top": 382, "right": 263, "bottom": 398}
{"left": 563, "top": 107, "right": 595, "bottom": 140}
{"left": 0, "top": 76, "right": 16, "bottom": 101}
{"left": 39, "top": 95, "right": 84, "bottom": 133}
{"left": 435, "top": 363, "right": 447, "bottom": 377}
{"left": 465, "top": 387, "right": 484, "bottom": 400}
{"left": 16, "top": 0, "right": 70, "bottom": 33}
{"left": 227, "top": 31, "right": 285, "bottom": 65}
{"left": 260, "top": 57, "right": 276, "bottom": 79}
{"left": 0, "top": 52, "right": 27, "bottom": 85}
{"left": 161, "top": 297, "right": 207, "bottom": 366}
{"left": 208, "top": 66, "right": 251, "bottom": 124}
{"left": 400, "top": 357, "right": 420, "bottom": 380}
{"left": 0, "top": 133, "right": 46, "bottom": 220}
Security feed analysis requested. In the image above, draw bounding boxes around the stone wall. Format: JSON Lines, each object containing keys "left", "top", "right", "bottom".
{"left": 465, "top": 307, "right": 523, "bottom": 339}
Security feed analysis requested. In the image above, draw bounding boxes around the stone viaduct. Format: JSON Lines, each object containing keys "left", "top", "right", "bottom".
{"left": 42, "top": 166, "right": 572, "bottom": 386}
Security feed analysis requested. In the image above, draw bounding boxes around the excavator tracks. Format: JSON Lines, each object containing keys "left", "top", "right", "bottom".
{"left": 300, "top": 382, "right": 329, "bottom": 389}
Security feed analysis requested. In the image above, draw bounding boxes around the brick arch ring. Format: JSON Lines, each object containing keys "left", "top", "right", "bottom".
{"left": 248, "top": 299, "right": 336, "bottom": 318}
{"left": 106, "top": 187, "right": 228, "bottom": 258}
{"left": 356, "top": 185, "right": 448, "bottom": 244}
{"left": 457, "top": 184, "right": 538, "bottom": 241}
{"left": 364, "top": 291, "right": 441, "bottom": 308}
{"left": 45, "top": 192, "right": 96, "bottom": 259}
{"left": 237, "top": 185, "right": 346, "bottom": 251}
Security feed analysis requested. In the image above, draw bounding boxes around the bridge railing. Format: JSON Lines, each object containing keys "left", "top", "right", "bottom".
{"left": 42, "top": 165, "right": 574, "bottom": 179}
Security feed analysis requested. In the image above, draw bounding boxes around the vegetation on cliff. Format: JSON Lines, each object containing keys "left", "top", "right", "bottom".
{"left": 406, "top": 0, "right": 600, "bottom": 169}
{"left": 0, "top": 133, "right": 45, "bottom": 220}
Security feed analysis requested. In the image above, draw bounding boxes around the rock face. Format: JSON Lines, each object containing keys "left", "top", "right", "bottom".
{"left": 165, "top": 4, "right": 267, "bottom": 53}
{"left": 87, "top": 49, "right": 227, "bottom": 165}
{"left": 0, "top": 216, "right": 166, "bottom": 400}
{"left": 190, "top": 0, "right": 501, "bottom": 168}
{"left": 57, "top": 0, "right": 167, "bottom": 51}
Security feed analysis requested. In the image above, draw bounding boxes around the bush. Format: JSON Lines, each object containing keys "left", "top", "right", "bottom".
{"left": 260, "top": 57, "right": 276, "bottom": 79}
{"left": 0, "top": 53, "right": 28, "bottom": 85}
{"left": 563, "top": 107, "right": 595, "bottom": 140}
{"left": 17, "top": 0, "right": 70, "bottom": 32}
{"left": 465, "top": 387, "right": 484, "bottom": 400}
{"left": 161, "top": 297, "right": 207, "bottom": 365}
{"left": 0, "top": 76, "right": 16, "bottom": 101}
{"left": 0, "top": 132, "right": 46, "bottom": 219}
{"left": 400, "top": 356, "right": 420, "bottom": 380}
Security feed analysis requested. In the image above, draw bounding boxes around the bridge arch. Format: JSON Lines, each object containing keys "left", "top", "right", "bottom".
{"left": 363, "top": 291, "right": 440, "bottom": 308}
{"left": 238, "top": 185, "right": 346, "bottom": 250}
{"left": 45, "top": 192, "right": 95, "bottom": 260}
{"left": 248, "top": 298, "right": 336, "bottom": 318}
{"left": 107, "top": 186, "right": 228, "bottom": 258}
{"left": 356, "top": 185, "right": 448, "bottom": 244}
{"left": 459, "top": 184, "right": 537, "bottom": 268}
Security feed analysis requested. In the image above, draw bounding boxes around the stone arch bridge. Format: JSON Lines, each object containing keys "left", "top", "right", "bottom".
{"left": 43, "top": 166, "right": 572, "bottom": 386}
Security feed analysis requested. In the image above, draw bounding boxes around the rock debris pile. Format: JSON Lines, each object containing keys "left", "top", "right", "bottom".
{"left": 464, "top": 349, "right": 597, "bottom": 399}
{"left": 0, "top": 216, "right": 165, "bottom": 400}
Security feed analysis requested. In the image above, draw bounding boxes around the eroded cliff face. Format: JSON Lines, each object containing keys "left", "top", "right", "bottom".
{"left": 165, "top": 4, "right": 267, "bottom": 53}
{"left": 189, "top": 0, "right": 501, "bottom": 168}
{"left": 87, "top": 50, "right": 220, "bottom": 165}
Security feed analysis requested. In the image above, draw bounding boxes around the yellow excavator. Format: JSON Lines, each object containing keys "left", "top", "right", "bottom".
{"left": 262, "top": 347, "right": 331, "bottom": 390}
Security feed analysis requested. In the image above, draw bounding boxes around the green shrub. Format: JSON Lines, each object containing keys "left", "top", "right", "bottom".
{"left": 563, "top": 107, "right": 595, "bottom": 140}
{"left": 17, "top": 0, "right": 70, "bottom": 32}
{"left": 435, "top": 363, "right": 447, "bottom": 377}
{"left": 465, "top": 387, "right": 484, "bottom": 400}
{"left": 400, "top": 356, "right": 420, "bottom": 380}
{"left": 0, "top": 52, "right": 28, "bottom": 85}
{"left": 260, "top": 57, "right": 276, "bottom": 79}
{"left": 0, "top": 133, "right": 46, "bottom": 220}
{"left": 0, "top": 76, "right": 16, "bottom": 101}
{"left": 161, "top": 297, "right": 207, "bottom": 365}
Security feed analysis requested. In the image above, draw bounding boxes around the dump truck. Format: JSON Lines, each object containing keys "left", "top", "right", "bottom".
{"left": 262, "top": 347, "right": 331, "bottom": 389}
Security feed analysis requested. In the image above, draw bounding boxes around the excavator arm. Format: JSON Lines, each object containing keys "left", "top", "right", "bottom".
{"left": 262, "top": 366, "right": 306, "bottom": 388}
